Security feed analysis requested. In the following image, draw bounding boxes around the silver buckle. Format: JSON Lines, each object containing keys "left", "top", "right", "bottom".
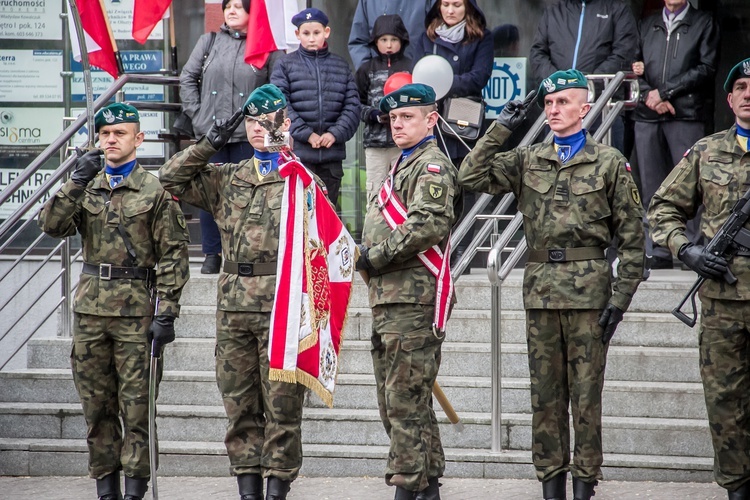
{"left": 99, "top": 263, "right": 112, "bottom": 280}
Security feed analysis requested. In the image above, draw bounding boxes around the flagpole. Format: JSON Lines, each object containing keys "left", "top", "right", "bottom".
{"left": 97, "top": 0, "right": 125, "bottom": 74}
{"left": 67, "top": 0, "right": 96, "bottom": 149}
{"left": 169, "top": 3, "right": 178, "bottom": 75}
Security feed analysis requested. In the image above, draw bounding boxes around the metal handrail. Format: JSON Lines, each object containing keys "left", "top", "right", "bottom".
{"left": 0, "top": 73, "right": 181, "bottom": 369}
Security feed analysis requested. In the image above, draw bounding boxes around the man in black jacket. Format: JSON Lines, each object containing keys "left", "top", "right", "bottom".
{"left": 529, "top": 0, "right": 637, "bottom": 154}
{"left": 632, "top": 0, "right": 719, "bottom": 270}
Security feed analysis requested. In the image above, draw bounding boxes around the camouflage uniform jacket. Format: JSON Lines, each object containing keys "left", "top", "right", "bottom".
{"left": 159, "top": 138, "right": 327, "bottom": 312}
{"left": 648, "top": 125, "right": 750, "bottom": 300}
{"left": 38, "top": 164, "right": 189, "bottom": 318}
{"left": 361, "top": 139, "right": 460, "bottom": 307}
{"left": 459, "top": 122, "right": 645, "bottom": 311}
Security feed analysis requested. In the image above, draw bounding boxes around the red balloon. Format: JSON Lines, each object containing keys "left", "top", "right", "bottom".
{"left": 384, "top": 72, "right": 413, "bottom": 95}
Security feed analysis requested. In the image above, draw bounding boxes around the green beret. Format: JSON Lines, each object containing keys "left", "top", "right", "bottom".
{"left": 724, "top": 58, "right": 750, "bottom": 92}
{"left": 379, "top": 83, "right": 436, "bottom": 113}
{"left": 243, "top": 84, "right": 287, "bottom": 117}
{"left": 95, "top": 102, "right": 139, "bottom": 132}
{"left": 536, "top": 69, "right": 588, "bottom": 106}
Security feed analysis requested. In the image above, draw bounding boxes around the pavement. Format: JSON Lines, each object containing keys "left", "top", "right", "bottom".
{"left": 0, "top": 475, "right": 729, "bottom": 499}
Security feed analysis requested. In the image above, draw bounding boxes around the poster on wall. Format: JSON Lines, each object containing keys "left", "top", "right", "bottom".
{"left": 0, "top": 168, "right": 63, "bottom": 219}
{"left": 72, "top": 108, "right": 165, "bottom": 159}
{"left": 0, "top": 0, "right": 63, "bottom": 40}
{"left": 0, "top": 107, "right": 65, "bottom": 154}
{"left": 70, "top": 51, "right": 165, "bottom": 102}
{"left": 482, "top": 58, "right": 527, "bottom": 120}
{"left": 105, "top": 0, "right": 164, "bottom": 41}
{"left": 0, "top": 50, "right": 63, "bottom": 103}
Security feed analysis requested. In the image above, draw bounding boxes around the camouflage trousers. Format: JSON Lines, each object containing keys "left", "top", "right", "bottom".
{"left": 370, "top": 303, "right": 445, "bottom": 492}
{"left": 526, "top": 309, "right": 609, "bottom": 482}
{"left": 215, "top": 311, "right": 306, "bottom": 481}
{"left": 699, "top": 297, "right": 750, "bottom": 491}
{"left": 71, "top": 313, "right": 159, "bottom": 480}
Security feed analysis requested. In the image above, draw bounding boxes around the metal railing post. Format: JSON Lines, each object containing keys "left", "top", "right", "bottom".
{"left": 489, "top": 218, "right": 503, "bottom": 452}
{"left": 60, "top": 238, "right": 72, "bottom": 338}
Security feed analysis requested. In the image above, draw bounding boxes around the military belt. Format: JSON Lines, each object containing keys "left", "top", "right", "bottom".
{"left": 223, "top": 261, "right": 277, "bottom": 277}
{"left": 527, "top": 247, "right": 605, "bottom": 263}
{"left": 82, "top": 262, "right": 155, "bottom": 281}
{"left": 368, "top": 259, "right": 424, "bottom": 277}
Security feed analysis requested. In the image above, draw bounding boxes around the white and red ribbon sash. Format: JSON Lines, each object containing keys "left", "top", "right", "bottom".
{"left": 268, "top": 151, "right": 356, "bottom": 407}
{"left": 377, "top": 165, "right": 454, "bottom": 332}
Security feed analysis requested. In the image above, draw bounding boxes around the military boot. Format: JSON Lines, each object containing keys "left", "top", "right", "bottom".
{"left": 123, "top": 476, "right": 148, "bottom": 500}
{"left": 394, "top": 486, "right": 415, "bottom": 500}
{"left": 414, "top": 477, "right": 440, "bottom": 500}
{"left": 96, "top": 471, "right": 122, "bottom": 500}
{"left": 265, "top": 476, "right": 290, "bottom": 500}
{"left": 572, "top": 477, "right": 597, "bottom": 500}
{"left": 542, "top": 473, "right": 567, "bottom": 500}
{"left": 728, "top": 483, "right": 750, "bottom": 500}
{"left": 238, "top": 473, "right": 263, "bottom": 500}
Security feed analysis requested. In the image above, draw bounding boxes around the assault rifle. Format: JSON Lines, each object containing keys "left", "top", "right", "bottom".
{"left": 673, "top": 185, "right": 750, "bottom": 327}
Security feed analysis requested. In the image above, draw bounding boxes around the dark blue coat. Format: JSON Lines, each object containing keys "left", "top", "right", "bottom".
{"left": 271, "top": 46, "right": 361, "bottom": 165}
{"left": 415, "top": 0, "right": 493, "bottom": 161}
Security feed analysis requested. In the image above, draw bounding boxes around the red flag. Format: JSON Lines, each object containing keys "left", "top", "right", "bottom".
{"left": 245, "top": 0, "right": 299, "bottom": 68}
{"left": 68, "top": 0, "right": 118, "bottom": 77}
{"left": 132, "top": 0, "right": 172, "bottom": 44}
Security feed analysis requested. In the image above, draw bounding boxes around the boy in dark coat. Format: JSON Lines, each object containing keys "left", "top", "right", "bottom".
{"left": 271, "top": 7, "right": 361, "bottom": 210}
{"left": 355, "top": 14, "right": 413, "bottom": 200}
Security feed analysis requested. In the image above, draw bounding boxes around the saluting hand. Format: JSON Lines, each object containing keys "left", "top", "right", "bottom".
{"left": 205, "top": 109, "right": 244, "bottom": 150}
{"left": 496, "top": 89, "right": 537, "bottom": 131}
{"left": 70, "top": 148, "right": 103, "bottom": 187}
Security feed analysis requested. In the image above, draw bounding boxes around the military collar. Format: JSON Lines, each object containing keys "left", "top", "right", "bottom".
{"left": 537, "top": 133, "right": 599, "bottom": 167}
{"left": 234, "top": 158, "right": 282, "bottom": 185}
{"left": 397, "top": 138, "right": 435, "bottom": 171}
{"left": 717, "top": 125, "right": 748, "bottom": 156}
{"left": 94, "top": 162, "right": 147, "bottom": 191}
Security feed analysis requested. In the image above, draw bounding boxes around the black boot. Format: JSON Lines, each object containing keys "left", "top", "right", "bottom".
{"left": 572, "top": 477, "right": 597, "bottom": 500}
{"left": 238, "top": 473, "right": 263, "bottom": 500}
{"left": 414, "top": 477, "right": 441, "bottom": 500}
{"left": 542, "top": 473, "right": 567, "bottom": 500}
{"left": 201, "top": 254, "right": 221, "bottom": 274}
{"left": 729, "top": 483, "right": 750, "bottom": 500}
{"left": 394, "top": 486, "right": 415, "bottom": 500}
{"left": 265, "top": 476, "right": 291, "bottom": 500}
{"left": 96, "top": 471, "right": 121, "bottom": 500}
{"left": 123, "top": 476, "right": 148, "bottom": 500}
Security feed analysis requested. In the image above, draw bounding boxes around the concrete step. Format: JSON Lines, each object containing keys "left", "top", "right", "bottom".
{"left": 0, "top": 437, "right": 713, "bottom": 482}
{"left": 25, "top": 338, "right": 701, "bottom": 382}
{"left": 0, "top": 402, "right": 714, "bottom": 458}
{"left": 179, "top": 269, "right": 698, "bottom": 314}
{"left": 0, "top": 369, "right": 708, "bottom": 419}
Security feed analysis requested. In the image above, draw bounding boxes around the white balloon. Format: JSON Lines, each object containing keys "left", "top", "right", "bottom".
{"left": 412, "top": 55, "right": 454, "bottom": 100}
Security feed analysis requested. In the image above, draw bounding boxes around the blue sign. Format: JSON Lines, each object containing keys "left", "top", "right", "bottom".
{"left": 71, "top": 50, "right": 165, "bottom": 102}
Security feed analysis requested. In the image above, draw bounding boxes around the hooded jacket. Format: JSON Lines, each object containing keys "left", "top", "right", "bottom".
{"left": 179, "top": 24, "right": 282, "bottom": 142}
{"left": 529, "top": 0, "right": 637, "bottom": 85}
{"left": 355, "top": 14, "right": 413, "bottom": 148}
{"left": 415, "top": 0, "right": 493, "bottom": 160}
{"left": 634, "top": 6, "right": 719, "bottom": 123}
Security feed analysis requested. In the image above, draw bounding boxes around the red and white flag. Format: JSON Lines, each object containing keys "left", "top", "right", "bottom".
{"left": 132, "top": 0, "right": 172, "bottom": 44}
{"left": 245, "top": 0, "right": 299, "bottom": 68}
{"left": 66, "top": 0, "right": 118, "bottom": 77}
{"left": 269, "top": 153, "right": 356, "bottom": 407}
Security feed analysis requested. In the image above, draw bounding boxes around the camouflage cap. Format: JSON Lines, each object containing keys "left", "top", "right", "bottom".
{"left": 379, "top": 83, "right": 436, "bottom": 113}
{"left": 724, "top": 57, "right": 750, "bottom": 92}
{"left": 537, "top": 69, "right": 588, "bottom": 106}
{"left": 95, "top": 102, "right": 139, "bottom": 132}
{"left": 242, "top": 84, "right": 287, "bottom": 117}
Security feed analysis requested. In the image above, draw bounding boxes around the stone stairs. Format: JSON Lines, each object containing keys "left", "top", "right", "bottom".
{"left": 0, "top": 268, "right": 715, "bottom": 482}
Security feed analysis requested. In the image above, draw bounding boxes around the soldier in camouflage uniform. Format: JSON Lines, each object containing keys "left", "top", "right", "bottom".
{"left": 459, "top": 70, "right": 645, "bottom": 500}
{"left": 38, "top": 103, "right": 190, "bottom": 500}
{"left": 647, "top": 58, "right": 750, "bottom": 500}
{"left": 159, "top": 84, "right": 321, "bottom": 500}
{"left": 356, "top": 83, "right": 460, "bottom": 500}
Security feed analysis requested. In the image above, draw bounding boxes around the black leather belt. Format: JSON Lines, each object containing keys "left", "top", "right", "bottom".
{"left": 223, "top": 261, "right": 277, "bottom": 277}
{"left": 527, "top": 247, "right": 605, "bottom": 263}
{"left": 82, "top": 262, "right": 154, "bottom": 281}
